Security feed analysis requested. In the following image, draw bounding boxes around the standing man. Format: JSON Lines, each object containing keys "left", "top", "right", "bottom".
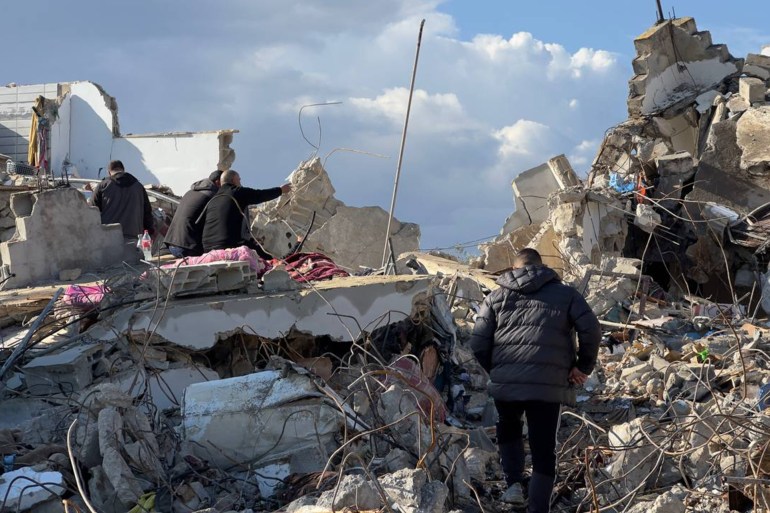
{"left": 469, "top": 248, "right": 600, "bottom": 512}
{"left": 201, "top": 170, "right": 291, "bottom": 258}
{"left": 91, "top": 160, "right": 154, "bottom": 261}
{"left": 164, "top": 170, "right": 223, "bottom": 258}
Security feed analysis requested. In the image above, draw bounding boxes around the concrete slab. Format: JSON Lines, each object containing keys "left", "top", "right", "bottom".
{"left": 97, "top": 275, "right": 433, "bottom": 348}
{"left": 181, "top": 367, "right": 343, "bottom": 469}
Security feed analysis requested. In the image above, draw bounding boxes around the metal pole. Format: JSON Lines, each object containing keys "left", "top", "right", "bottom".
{"left": 381, "top": 19, "right": 425, "bottom": 268}
{"left": 655, "top": 0, "right": 665, "bottom": 23}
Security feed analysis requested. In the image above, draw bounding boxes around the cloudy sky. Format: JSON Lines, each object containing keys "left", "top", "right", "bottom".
{"left": 4, "top": 0, "right": 768, "bottom": 252}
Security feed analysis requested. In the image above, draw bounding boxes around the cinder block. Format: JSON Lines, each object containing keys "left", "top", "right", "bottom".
{"left": 146, "top": 260, "right": 256, "bottom": 297}
{"left": 23, "top": 344, "right": 103, "bottom": 395}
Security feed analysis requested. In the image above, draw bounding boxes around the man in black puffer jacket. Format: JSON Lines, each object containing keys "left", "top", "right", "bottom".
{"left": 470, "top": 248, "right": 600, "bottom": 512}
{"left": 164, "top": 170, "right": 223, "bottom": 257}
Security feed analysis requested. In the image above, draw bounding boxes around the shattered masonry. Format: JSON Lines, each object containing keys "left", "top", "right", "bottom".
{"left": 3, "top": 12, "right": 770, "bottom": 513}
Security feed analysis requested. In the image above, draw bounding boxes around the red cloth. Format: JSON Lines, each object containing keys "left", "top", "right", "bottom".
{"left": 385, "top": 358, "right": 448, "bottom": 423}
{"left": 276, "top": 252, "right": 349, "bottom": 283}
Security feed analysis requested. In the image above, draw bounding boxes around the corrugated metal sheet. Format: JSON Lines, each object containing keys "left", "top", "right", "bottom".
{"left": 0, "top": 83, "right": 60, "bottom": 164}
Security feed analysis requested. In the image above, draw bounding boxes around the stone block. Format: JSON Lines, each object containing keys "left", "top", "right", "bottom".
{"left": 740, "top": 76, "right": 766, "bottom": 104}
{"left": 23, "top": 343, "right": 103, "bottom": 395}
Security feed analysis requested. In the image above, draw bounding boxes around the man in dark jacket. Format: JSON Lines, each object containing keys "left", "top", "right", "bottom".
{"left": 164, "top": 170, "right": 223, "bottom": 258}
{"left": 201, "top": 170, "right": 291, "bottom": 257}
{"left": 470, "top": 248, "right": 600, "bottom": 512}
{"left": 91, "top": 160, "right": 154, "bottom": 261}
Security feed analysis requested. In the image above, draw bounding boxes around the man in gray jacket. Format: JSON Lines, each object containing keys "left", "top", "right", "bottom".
{"left": 470, "top": 248, "right": 600, "bottom": 512}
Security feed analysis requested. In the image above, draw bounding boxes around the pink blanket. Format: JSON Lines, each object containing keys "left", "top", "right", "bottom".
{"left": 61, "top": 285, "right": 107, "bottom": 308}
{"left": 162, "top": 246, "right": 270, "bottom": 276}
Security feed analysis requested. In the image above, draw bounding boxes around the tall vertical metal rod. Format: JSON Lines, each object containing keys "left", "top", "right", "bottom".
{"left": 655, "top": 0, "right": 665, "bottom": 23}
{"left": 382, "top": 19, "right": 426, "bottom": 268}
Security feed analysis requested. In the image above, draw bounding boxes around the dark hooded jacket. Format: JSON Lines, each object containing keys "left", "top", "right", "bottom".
{"left": 201, "top": 183, "right": 282, "bottom": 252}
{"left": 164, "top": 178, "right": 219, "bottom": 255}
{"left": 91, "top": 172, "right": 154, "bottom": 238}
{"left": 469, "top": 265, "right": 601, "bottom": 405}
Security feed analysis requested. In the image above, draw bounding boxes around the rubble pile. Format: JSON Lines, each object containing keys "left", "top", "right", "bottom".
{"left": 4, "top": 13, "right": 770, "bottom": 513}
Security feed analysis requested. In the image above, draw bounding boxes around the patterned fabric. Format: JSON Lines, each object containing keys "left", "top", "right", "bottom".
{"left": 276, "top": 252, "right": 349, "bottom": 283}
{"left": 163, "top": 245, "right": 270, "bottom": 277}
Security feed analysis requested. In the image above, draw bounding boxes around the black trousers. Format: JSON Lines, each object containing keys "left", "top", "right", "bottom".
{"left": 496, "top": 400, "right": 561, "bottom": 512}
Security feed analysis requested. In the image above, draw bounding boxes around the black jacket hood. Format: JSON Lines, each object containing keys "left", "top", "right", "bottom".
{"left": 109, "top": 171, "right": 139, "bottom": 188}
{"left": 497, "top": 264, "right": 560, "bottom": 294}
{"left": 191, "top": 178, "right": 219, "bottom": 193}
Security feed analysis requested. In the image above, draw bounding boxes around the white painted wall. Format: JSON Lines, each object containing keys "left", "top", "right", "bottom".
{"left": 112, "top": 133, "right": 223, "bottom": 192}
{"left": 50, "top": 81, "right": 230, "bottom": 194}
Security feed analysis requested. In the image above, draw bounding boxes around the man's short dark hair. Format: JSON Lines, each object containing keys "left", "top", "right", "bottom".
{"left": 209, "top": 170, "right": 224, "bottom": 182}
{"left": 514, "top": 248, "right": 542, "bottom": 267}
{"left": 108, "top": 160, "right": 125, "bottom": 172}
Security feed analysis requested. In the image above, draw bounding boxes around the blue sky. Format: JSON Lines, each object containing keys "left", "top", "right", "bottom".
{"left": 3, "top": 1, "right": 768, "bottom": 252}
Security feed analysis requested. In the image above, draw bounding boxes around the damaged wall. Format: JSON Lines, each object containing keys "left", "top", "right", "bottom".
{"left": 252, "top": 157, "right": 420, "bottom": 270}
{"left": 0, "top": 83, "right": 61, "bottom": 164}
{"left": 0, "top": 188, "right": 124, "bottom": 288}
{"left": 45, "top": 81, "right": 237, "bottom": 193}
{"left": 628, "top": 17, "right": 742, "bottom": 116}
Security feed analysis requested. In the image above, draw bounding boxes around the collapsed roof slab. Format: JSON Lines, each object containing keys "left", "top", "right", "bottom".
{"left": 93, "top": 275, "right": 433, "bottom": 349}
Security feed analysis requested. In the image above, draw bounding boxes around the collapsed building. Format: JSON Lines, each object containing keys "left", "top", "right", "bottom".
{"left": 3, "top": 13, "right": 770, "bottom": 513}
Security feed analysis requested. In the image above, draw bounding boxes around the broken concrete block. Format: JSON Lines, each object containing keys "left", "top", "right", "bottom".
{"left": 744, "top": 64, "right": 770, "bottom": 81}
{"left": 736, "top": 106, "right": 770, "bottom": 174}
{"left": 0, "top": 467, "right": 65, "bottom": 511}
{"left": 380, "top": 469, "right": 448, "bottom": 513}
{"left": 182, "top": 367, "right": 345, "bottom": 470}
{"left": 97, "top": 406, "right": 124, "bottom": 455}
{"left": 634, "top": 203, "right": 661, "bottom": 233}
{"left": 22, "top": 343, "right": 103, "bottom": 395}
{"left": 655, "top": 152, "right": 695, "bottom": 208}
{"left": 0, "top": 188, "right": 124, "bottom": 288}
{"left": 316, "top": 474, "right": 381, "bottom": 511}
{"left": 550, "top": 202, "right": 581, "bottom": 236}
{"left": 501, "top": 155, "right": 579, "bottom": 235}
{"left": 261, "top": 267, "right": 300, "bottom": 292}
{"left": 740, "top": 76, "right": 767, "bottom": 104}
{"left": 101, "top": 445, "right": 145, "bottom": 505}
{"left": 727, "top": 94, "right": 750, "bottom": 115}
